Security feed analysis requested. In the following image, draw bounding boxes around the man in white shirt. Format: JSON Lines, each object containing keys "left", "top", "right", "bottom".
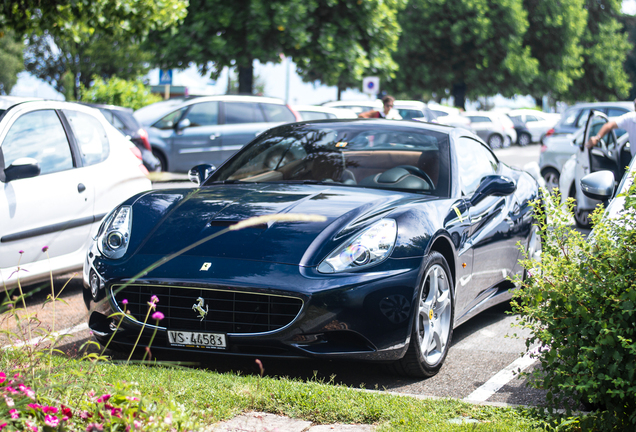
{"left": 358, "top": 95, "right": 402, "bottom": 120}
{"left": 586, "top": 100, "right": 636, "bottom": 159}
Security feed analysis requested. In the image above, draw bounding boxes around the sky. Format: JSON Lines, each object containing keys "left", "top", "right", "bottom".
{"left": 11, "top": 0, "right": 636, "bottom": 108}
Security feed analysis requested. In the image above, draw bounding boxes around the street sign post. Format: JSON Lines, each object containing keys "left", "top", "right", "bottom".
{"left": 362, "top": 76, "right": 380, "bottom": 95}
{"left": 159, "top": 70, "right": 173, "bottom": 100}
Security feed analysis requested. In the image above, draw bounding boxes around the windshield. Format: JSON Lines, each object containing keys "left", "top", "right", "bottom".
{"left": 206, "top": 122, "right": 451, "bottom": 197}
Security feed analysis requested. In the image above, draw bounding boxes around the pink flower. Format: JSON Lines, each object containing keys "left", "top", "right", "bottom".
{"left": 42, "top": 406, "right": 58, "bottom": 414}
{"left": 25, "top": 420, "right": 38, "bottom": 432}
{"left": 80, "top": 410, "right": 92, "bottom": 420}
{"left": 0, "top": 372, "right": 5, "bottom": 384}
{"left": 9, "top": 409, "right": 18, "bottom": 419}
{"left": 96, "top": 394, "right": 111, "bottom": 403}
{"left": 4, "top": 396, "right": 14, "bottom": 407}
{"left": 152, "top": 311, "right": 164, "bottom": 321}
{"left": 19, "top": 384, "right": 35, "bottom": 399}
{"left": 0, "top": 423, "right": 7, "bottom": 431}
{"left": 133, "top": 420, "right": 142, "bottom": 429}
{"left": 18, "top": 250, "right": 23, "bottom": 254}
{"left": 45, "top": 415, "right": 59, "bottom": 427}
{"left": 86, "top": 423, "right": 104, "bottom": 431}
{"left": 122, "top": 299, "right": 128, "bottom": 305}
{"left": 42, "top": 246, "right": 49, "bottom": 252}
{"left": 61, "top": 405, "right": 73, "bottom": 418}
{"left": 110, "top": 407, "right": 123, "bottom": 418}
{"left": 28, "top": 403, "right": 42, "bottom": 410}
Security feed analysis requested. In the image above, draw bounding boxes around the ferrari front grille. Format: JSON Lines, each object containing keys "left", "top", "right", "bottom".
{"left": 111, "top": 284, "right": 303, "bottom": 334}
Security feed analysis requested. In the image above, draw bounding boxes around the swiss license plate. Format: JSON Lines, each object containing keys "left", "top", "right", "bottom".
{"left": 167, "top": 330, "right": 227, "bottom": 350}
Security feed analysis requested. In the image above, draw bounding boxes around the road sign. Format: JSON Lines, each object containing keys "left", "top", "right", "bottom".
{"left": 362, "top": 76, "right": 380, "bottom": 95}
{"left": 159, "top": 69, "right": 173, "bottom": 85}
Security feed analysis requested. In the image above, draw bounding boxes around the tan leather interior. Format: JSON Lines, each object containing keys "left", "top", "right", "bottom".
{"left": 343, "top": 150, "right": 439, "bottom": 186}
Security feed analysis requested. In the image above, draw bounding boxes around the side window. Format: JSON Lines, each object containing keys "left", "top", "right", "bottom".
{"left": 99, "top": 109, "right": 114, "bottom": 124}
{"left": 184, "top": 102, "right": 219, "bottom": 126}
{"left": 153, "top": 107, "right": 187, "bottom": 130}
{"left": 260, "top": 103, "right": 295, "bottom": 122}
{"left": 575, "top": 109, "right": 591, "bottom": 128}
{"left": 110, "top": 113, "right": 126, "bottom": 132}
{"left": 2, "top": 110, "right": 74, "bottom": 176}
{"left": 607, "top": 108, "right": 629, "bottom": 118}
{"left": 526, "top": 115, "right": 538, "bottom": 122}
{"left": 300, "top": 111, "right": 330, "bottom": 121}
{"left": 561, "top": 108, "right": 581, "bottom": 127}
{"left": 225, "top": 102, "right": 265, "bottom": 124}
{"left": 467, "top": 116, "right": 491, "bottom": 123}
{"left": 63, "top": 110, "right": 110, "bottom": 166}
{"left": 456, "top": 137, "right": 498, "bottom": 195}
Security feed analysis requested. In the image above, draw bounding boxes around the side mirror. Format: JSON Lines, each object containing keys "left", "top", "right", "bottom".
{"left": 188, "top": 164, "right": 216, "bottom": 185}
{"left": 4, "top": 158, "right": 40, "bottom": 182}
{"left": 581, "top": 170, "right": 615, "bottom": 202}
{"left": 176, "top": 118, "right": 191, "bottom": 131}
{"left": 471, "top": 175, "right": 516, "bottom": 206}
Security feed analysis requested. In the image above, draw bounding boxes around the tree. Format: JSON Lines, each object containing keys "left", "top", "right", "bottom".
{"left": 24, "top": 32, "right": 155, "bottom": 100}
{"left": 0, "top": 32, "right": 23, "bottom": 95}
{"left": 386, "top": 0, "right": 538, "bottom": 109}
{"left": 0, "top": 0, "right": 188, "bottom": 40}
{"left": 148, "top": 0, "right": 403, "bottom": 96}
{"left": 288, "top": 0, "right": 404, "bottom": 100}
{"left": 149, "top": 0, "right": 310, "bottom": 94}
{"left": 620, "top": 14, "right": 636, "bottom": 101}
{"left": 556, "top": 0, "right": 632, "bottom": 102}
{"left": 518, "top": 0, "right": 587, "bottom": 109}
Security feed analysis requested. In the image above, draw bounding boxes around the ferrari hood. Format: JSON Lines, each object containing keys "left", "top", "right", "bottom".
{"left": 127, "top": 184, "right": 430, "bottom": 266}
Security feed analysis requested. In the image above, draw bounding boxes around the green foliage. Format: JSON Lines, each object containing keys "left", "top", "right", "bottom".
{"left": 0, "top": 32, "right": 24, "bottom": 95}
{"left": 148, "top": 0, "right": 403, "bottom": 95}
{"left": 0, "top": 0, "right": 188, "bottom": 41}
{"left": 387, "top": 0, "right": 538, "bottom": 109}
{"left": 289, "top": 0, "right": 404, "bottom": 95}
{"left": 81, "top": 76, "right": 161, "bottom": 110}
{"left": 512, "top": 180, "right": 636, "bottom": 430}
{"left": 518, "top": 0, "right": 587, "bottom": 104}
{"left": 556, "top": 0, "right": 632, "bottom": 102}
{"left": 25, "top": 31, "right": 156, "bottom": 101}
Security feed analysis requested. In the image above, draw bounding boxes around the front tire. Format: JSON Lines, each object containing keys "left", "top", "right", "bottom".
{"left": 152, "top": 149, "right": 167, "bottom": 172}
{"left": 392, "top": 252, "right": 454, "bottom": 378}
{"left": 541, "top": 168, "right": 559, "bottom": 193}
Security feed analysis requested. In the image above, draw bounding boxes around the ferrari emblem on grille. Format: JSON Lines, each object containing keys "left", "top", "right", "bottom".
{"left": 200, "top": 262, "right": 212, "bottom": 271}
{"left": 192, "top": 297, "right": 209, "bottom": 321}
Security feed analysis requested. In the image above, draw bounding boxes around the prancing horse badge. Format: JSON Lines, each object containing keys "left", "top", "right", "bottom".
{"left": 200, "top": 262, "right": 212, "bottom": 271}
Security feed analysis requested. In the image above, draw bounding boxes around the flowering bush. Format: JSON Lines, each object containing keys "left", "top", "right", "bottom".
{"left": 0, "top": 372, "right": 198, "bottom": 431}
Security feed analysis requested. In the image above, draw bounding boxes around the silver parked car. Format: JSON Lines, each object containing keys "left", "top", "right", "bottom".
{"left": 558, "top": 111, "right": 632, "bottom": 228}
{"left": 291, "top": 105, "right": 357, "bottom": 120}
{"left": 134, "top": 95, "right": 301, "bottom": 172}
{"left": 463, "top": 111, "right": 517, "bottom": 149}
{"left": 507, "top": 109, "right": 560, "bottom": 145}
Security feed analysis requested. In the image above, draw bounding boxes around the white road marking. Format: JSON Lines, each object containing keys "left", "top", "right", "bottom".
{"left": 463, "top": 346, "right": 541, "bottom": 403}
{"left": 2, "top": 322, "right": 89, "bottom": 350}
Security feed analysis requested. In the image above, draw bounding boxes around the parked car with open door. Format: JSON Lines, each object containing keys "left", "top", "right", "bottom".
{"left": 559, "top": 111, "right": 632, "bottom": 228}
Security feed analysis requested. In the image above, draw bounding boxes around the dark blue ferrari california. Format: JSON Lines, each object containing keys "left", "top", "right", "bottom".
{"left": 83, "top": 119, "right": 540, "bottom": 378}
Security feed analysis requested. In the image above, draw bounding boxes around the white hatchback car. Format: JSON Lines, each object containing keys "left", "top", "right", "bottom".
{"left": 291, "top": 105, "right": 357, "bottom": 120}
{"left": 0, "top": 98, "right": 151, "bottom": 290}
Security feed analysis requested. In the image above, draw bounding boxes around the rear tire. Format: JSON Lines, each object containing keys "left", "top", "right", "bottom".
{"left": 541, "top": 168, "right": 559, "bottom": 193}
{"left": 152, "top": 149, "right": 167, "bottom": 172}
{"left": 517, "top": 132, "right": 531, "bottom": 147}
{"left": 391, "top": 252, "right": 454, "bottom": 378}
{"left": 488, "top": 134, "right": 504, "bottom": 149}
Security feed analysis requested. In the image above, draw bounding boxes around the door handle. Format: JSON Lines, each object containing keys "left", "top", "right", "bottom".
{"left": 78, "top": 183, "right": 86, "bottom": 193}
{"left": 209, "top": 134, "right": 220, "bottom": 140}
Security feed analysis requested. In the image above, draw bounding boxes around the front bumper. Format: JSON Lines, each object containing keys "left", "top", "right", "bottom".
{"left": 84, "top": 253, "right": 423, "bottom": 362}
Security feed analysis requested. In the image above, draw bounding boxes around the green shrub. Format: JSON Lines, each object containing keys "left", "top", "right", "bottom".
{"left": 512, "top": 179, "right": 636, "bottom": 431}
{"left": 81, "top": 76, "right": 161, "bottom": 110}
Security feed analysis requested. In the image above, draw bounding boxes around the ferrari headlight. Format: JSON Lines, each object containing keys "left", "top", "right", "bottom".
{"left": 97, "top": 206, "right": 132, "bottom": 259}
{"left": 318, "top": 219, "right": 397, "bottom": 273}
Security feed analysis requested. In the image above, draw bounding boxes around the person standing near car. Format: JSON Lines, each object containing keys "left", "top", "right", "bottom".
{"left": 358, "top": 95, "right": 402, "bottom": 120}
{"left": 585, "top": 99, "right": 636, "bottom": 160}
